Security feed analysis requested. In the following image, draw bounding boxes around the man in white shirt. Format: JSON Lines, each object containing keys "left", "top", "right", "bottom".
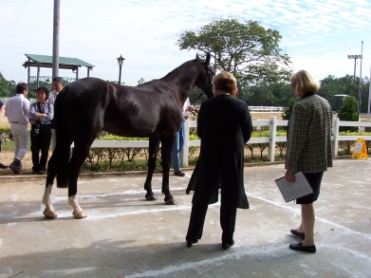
{"left": 171, "top": 98, "right": 197, "bottom": 176}
{"left": 5, "top": 83, "right": 31, "bottom": 174}
{"left": 0, "top": 101, "right": 8, "bottom": 169}
{"left": 47, "top": 77, "right": 64, "bottom": 150}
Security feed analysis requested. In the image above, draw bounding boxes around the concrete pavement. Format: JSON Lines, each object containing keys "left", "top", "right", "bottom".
{"left": 0, "top": 159, "right": 370, "bottom": 278}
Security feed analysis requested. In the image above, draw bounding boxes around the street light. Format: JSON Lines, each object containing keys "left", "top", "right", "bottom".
{"left": 117, "top": 55, "right": 125, "bottom": 85}
{"left": 347, "top": 55, "right": 362, "bottom": 98}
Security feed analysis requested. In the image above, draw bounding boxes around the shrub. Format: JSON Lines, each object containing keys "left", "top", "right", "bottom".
{"left": 338, "top": 96, "right": 358, "bottom": 132}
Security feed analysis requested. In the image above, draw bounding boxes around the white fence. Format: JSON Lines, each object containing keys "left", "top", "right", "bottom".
{"left": 248, "top": 106, "right": 285, "bottom": 112}
{"left": 0, "top": 98, "right": 37, "bottom": 103}
{"left": 90, "top": 117, "right": 371, "bottom": 166}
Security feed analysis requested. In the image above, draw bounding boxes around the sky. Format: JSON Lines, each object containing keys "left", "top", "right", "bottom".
{"left": 0, "top": 0, "right": 370, "bottom": 86}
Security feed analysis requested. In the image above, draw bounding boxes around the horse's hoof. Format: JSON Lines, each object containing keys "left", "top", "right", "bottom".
{"left": 73, "top": 210, "right": 87, "bottom": 219}
{"left": 43, "top": 209, "right": 57, "bottom": 219}
{"left": 165, "top": 199, "right": 177, "bottom": 205}
{"left": 145, "top": 194, "right": 157, "bottom": 201}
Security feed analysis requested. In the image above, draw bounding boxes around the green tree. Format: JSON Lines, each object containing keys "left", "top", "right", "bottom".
{"left": 137, "top": 78, "right": 146, "bottom": 85}
{"left": 177, "top": 18, "right": 292, "bottom": 84}
{"left": 282, "top": 97, "right": 298, "bottom": 120}
{"left": 0, "top": 72, "right": 16, "bottom": 97}
{"left": 236, "top": 79, "right": 292, "bottom": 106}
{"left": 338, "top": 96, "right": 358, "bottom": 132}
{"left": 317, "top": 75, "right": 353, "bottom": 111}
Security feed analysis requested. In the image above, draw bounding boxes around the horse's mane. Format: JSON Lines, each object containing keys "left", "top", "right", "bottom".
{"left": 137, "top": 58, "right": 203, "bottom": 87}
{"left": 161, "top": 58, "right": 202, "bottom": 79}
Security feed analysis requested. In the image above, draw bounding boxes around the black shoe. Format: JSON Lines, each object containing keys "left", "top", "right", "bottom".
{"left": 222, "top": 240, "right": 234, "bottom": 250}
{"left": 0, "top": 162, "right": 8, "bottom": 169}
{"left": 289, "top": 242, "right": 316, "bottom": 253}
{"left": 38, "top": 168, "right": 46, "bottom": 175}
{"left": 174, "top": 171, "right": 185, "bottom": 177}
{"left": 32, "top": 167, "right": 39, "bottom": 174}
{"left": 9, "top": 159, "right": 21, "bottom": 174}
{"left": 186, "top": 239, "right": 198, "bottom": 248}
{"left": 290, "top": 229, "right": 305, "bottom": 240}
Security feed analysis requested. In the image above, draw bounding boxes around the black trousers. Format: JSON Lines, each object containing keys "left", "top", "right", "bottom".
{"left": 186, "top": 202, "right": 237, "bottom": 244}
{"left": 31, "top": 124, "right": 52, "bottom": 171}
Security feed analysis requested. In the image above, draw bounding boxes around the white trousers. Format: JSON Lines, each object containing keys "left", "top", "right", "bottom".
{"left": 10, "top": 123, "right": 29, "bottom": 161}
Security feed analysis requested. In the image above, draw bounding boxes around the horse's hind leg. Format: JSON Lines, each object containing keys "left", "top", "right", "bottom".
{"left": 161, "top": 136, "right": 176, "bottom": 205}
{"left": 42, "top": 152, "right": 58, "bottom": 218}
{"left": 67, "top": 142, "right": 92, "bottom": 219}
{"left": 144, "top": 138, "right": 160, "bottom": 201}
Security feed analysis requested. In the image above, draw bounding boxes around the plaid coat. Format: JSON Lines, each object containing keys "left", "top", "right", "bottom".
{"left": 285, "top": 93, "right": 333, "bottom": 173}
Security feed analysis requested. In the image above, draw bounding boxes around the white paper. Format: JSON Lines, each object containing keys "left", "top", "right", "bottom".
{"left": 354, "top": 143, "right": 362, "bottom": 154}
{"left": 275, "top": 172, "right": 313, "bottom": 202}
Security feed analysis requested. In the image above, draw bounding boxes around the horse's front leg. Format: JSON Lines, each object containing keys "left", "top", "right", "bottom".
{"left": 42, "top": 153, "right": 58, "bottom": 218}
{"left": 144, "top": 138, "right": 160, "bottom": 201}
{"left": 161, "top": 136, "right": 176, "bottom": 205}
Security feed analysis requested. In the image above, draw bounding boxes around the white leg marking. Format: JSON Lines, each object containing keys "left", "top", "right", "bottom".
{"left": 42, "top": 184, "right": 57, "bottom": 218}
{"left": 68, "top": 195, "right": 86, "bottom": 219}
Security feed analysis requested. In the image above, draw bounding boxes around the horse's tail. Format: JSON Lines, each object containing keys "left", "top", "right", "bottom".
{"left": 54, "top": 87, "right": 71, "bottom": 189}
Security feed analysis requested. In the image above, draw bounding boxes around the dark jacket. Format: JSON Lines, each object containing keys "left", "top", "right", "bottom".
{"left": 186, "top": 95, "right": 253, "bottom": 209}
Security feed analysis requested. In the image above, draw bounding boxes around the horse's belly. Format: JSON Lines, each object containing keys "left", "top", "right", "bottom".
{"left": 103, "top": 121, "right": 156, "bottom": 138}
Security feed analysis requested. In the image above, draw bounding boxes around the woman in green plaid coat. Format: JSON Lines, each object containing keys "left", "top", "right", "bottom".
{"left": 285, "top": 70, "right": 333, "bottom": 253}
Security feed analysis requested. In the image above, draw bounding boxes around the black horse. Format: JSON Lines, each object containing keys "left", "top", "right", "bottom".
{"left": 42, "top": 54, "right": 214, "bottom": 219}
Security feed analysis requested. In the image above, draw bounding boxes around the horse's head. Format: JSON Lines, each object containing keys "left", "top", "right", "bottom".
{"left": 195, "top": 53, "right": 214, "bottom": 99}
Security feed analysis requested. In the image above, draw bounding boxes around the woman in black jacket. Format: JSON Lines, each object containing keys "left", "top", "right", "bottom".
{"left": 185, "top": 71, "right": 253, "bottom": 249}
{"left": 29, "top": 87, "right": 54, "bottom": 174}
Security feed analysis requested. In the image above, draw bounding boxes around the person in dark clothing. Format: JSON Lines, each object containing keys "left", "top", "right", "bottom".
{"left": 185, "top": 71, "right": 253, "bottom": 250}
{"left": 29, "top": 87, "right": 54, "bottom": 174}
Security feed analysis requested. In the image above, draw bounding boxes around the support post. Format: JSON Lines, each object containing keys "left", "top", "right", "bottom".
{"left": 36, "top": 65, "right": 40, "bottom": 89}
{"left": 359, "top": 41, "right": 363, "bottom": 114}
{"left": 368, "top": 64, "right": 371, "bottom": 122}
{"left": 75, "top": 67, "right": 79, "bottom": 80}
{"left": 52, "top": 0, "right": 60, "bottom": 79}
{"left": 332, "top": 118, "right": 340, "bottom": 157}
{"left": 268, "top": 116, "right": 277, "bottom": 162}
{"left": 27, "top": 59, "right": 30, "bottom": 87}
{"left": 180, "top": 119, "right": 190, "bottom": 167}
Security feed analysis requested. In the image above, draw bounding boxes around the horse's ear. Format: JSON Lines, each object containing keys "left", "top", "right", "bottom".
{"left": 205, "top": 53, "right": 211, "bottom": 66}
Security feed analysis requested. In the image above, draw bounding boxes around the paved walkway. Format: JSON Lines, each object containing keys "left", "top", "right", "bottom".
{"left": 0, "top": 159, "right": 370, "bottom": 278}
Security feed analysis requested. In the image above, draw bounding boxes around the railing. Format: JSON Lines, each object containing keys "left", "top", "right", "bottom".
{"left": 0, "top": 98, "right": 37, "bottom": 103}
{"left": 90, "top": 117, "right": 371, "bottom": 166}
{"left": 248, "top": 106, "right": 285, "bottom": 112}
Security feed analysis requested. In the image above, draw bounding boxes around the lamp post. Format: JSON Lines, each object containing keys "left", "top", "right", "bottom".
{"left": 347, "top": 55, "right": 362, "bottom": 98}
{"left": 117, "top": 55, "right": 125, "bottom": 85}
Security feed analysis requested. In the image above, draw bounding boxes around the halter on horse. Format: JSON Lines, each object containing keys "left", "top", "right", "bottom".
{"left": 42, "top": 54, "right": 214, "bottom": 219}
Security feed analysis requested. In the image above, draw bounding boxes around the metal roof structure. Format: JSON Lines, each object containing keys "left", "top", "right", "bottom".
{"left": 23, "top": 54, "right": 94, "bottom": 70}
{"left": 22, "top": 54, "right": 95, "bottom": 89}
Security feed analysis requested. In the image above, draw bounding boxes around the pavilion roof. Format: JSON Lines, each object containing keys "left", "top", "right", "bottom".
{"left": 23, "top": 54, "right": 94, "bottom": 70}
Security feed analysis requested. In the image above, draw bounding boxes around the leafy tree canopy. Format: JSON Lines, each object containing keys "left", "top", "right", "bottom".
{"left": 317, "top": 74, "right": 369, "bottom": 113}
{"left": 177, "top": 18, "right": 292, "bottom": 84}
{"left": 338, "top": 96, "right": 358, "bottom": 132}
{"left": 0, "top": 72, "right": 16, "bottom": 97}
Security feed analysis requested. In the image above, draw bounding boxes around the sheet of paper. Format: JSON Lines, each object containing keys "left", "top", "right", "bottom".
{"left": 275, "top": 172, "right": 313, "bottom": 202}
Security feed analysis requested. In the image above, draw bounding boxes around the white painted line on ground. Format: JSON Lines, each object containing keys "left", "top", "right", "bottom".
{"left": 247, "top": 193, "right": 371, "bottom": 241}
{"left": 125, "top": 243, "right": 289, "bottom": 278}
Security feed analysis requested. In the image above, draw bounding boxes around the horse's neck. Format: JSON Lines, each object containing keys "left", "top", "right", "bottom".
{"left": 163, "top": 63, "right": 201, "bottom": 104}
